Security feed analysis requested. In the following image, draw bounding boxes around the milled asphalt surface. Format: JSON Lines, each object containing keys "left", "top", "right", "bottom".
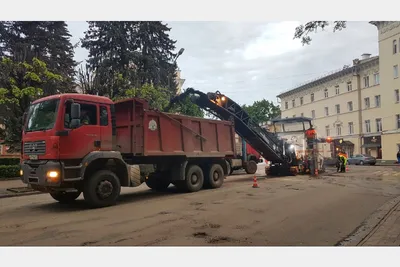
{"left": 0, "top": 164, "right": 399, "bottom": 246}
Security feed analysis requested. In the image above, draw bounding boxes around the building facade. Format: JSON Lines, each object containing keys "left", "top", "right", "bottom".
{"left": 277, "top": 22, "right": 400, "bottom": 161}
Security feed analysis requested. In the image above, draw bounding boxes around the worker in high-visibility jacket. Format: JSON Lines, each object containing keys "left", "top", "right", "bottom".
{"left": 338, "top": 153, "right": 348, "bottom": 172}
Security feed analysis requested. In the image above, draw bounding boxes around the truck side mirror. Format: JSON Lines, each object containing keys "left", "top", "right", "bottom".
{"left": 71, "top": 103, "right": 81, "bottom": 119}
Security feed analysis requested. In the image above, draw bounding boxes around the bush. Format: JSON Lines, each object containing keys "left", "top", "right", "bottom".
{"left": 0, "top": 158, "right": 20, "bottom": 166}
{"left": 0, "top": 165, "right": 20, "bottom": 179}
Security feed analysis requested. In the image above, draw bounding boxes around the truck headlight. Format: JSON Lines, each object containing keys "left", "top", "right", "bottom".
{"left": 46, "top": 170, "right": 60, "bottom": 182}
{"left": 20, "top": 170, "right": 23, "bottom": 176}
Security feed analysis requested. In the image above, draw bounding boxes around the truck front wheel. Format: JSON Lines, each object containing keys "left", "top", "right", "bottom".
{"left": 50, "top": 191, "right": 81, "bottom": 204}
{"left": 83, "top": 170, "right": 121, "bottom": 208}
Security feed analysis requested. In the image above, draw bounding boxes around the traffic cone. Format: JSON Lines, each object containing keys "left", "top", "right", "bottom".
{"left": 315, "top": 168, "right": 318, "bottom": 176}
{"left": 346, "top": 165, "right": 349, "bottom": 172}
{"left": 252, "top": 175, "right": 259, "bottom": 188}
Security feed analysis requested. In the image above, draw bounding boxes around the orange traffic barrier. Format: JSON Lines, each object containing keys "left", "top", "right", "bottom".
{"left": 252, "top": 176, "right": 259, "bottom": 188}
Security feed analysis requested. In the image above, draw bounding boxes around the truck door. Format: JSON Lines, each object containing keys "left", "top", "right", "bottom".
{"left": 59, "top": 101, "right": 101, "bottom": 159}
{"left": 99, "top": 105, "right": 112, "bottom": 151}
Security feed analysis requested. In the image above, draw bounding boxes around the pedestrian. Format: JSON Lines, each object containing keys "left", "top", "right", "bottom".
{"left": 397, "top": 149, "right": 400, "bottom": 164}
{"left": 336, "top": 155, "right": 341, "bottom": 172}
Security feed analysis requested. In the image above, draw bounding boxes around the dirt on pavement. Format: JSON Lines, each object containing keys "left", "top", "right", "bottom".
{"left": 0, "top": 164, "right": 399, "bottom": 246}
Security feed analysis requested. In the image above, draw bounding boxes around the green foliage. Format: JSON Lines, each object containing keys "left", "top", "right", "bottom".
{"left": 293, "top": 21, "right": 347, "bottom": 45}
{"left": 0, "top": 165, "right": 20, "bottom": 179}
{"left": 0, "top": 158, "right": 20, "bottom": 165}
{"left": 242, "top": 99, "right": 281, "bottom": 126}
{"left": 167, "top": 91, "right": 204, "bottom": 118}
{"left": 113, "top": 83, "right": 170, "bottom": 111}
{"left": 0, "top": 57, "right": 63, "bottom": 152}
{"left": 81, "top": 21, "right": 178, "bottom": 98}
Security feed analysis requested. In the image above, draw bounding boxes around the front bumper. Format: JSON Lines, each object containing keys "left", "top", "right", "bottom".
{"left": 20, "top": 160, "right": 63, "bottom": 187}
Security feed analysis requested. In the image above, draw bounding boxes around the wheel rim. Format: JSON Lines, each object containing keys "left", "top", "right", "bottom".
{"left": 191, "top": 174, "right": 199, "bottom": 184}
{"left": 96, "top": 180, "right": 113, "bottom": 199}
{"left": 213, "top": 170, "right": 220, "bottom": 181}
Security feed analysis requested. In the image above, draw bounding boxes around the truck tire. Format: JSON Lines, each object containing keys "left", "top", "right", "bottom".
{"left": 225, "top": 160, "right": 231, "bottom": 176}
{"left": 204, "top": 164, "right": 224, "bottom": 189}
{"left": 245, "top": 160, "right": 258, "bottom": 174}
{"left": 50, "top": 191, "right": 81, "bottom": 204}
{"left": 176, "top": 165, "right": 204, "bottom": 193}
{"left": 145, "top": 172, "right": 171, "bottom": 191}
{"left": 83, "top": 170, "right": 121, "bottom": 208}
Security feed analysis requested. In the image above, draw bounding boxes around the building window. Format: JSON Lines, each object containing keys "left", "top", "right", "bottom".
{"left": 396, "top": 114, "right": 400, "bottom": 129}
{"left": 311, "top": 93, "right": 314, "bottom": 102}
{"left": 375, "top": 95, "right": 381, "bottom": 107}
{"left": 347, "top": 101, "right": 353, "bottom": 112}
{"left": 292, "top": 99, "right": 295, "bottom": 108}
{"left": 394, "top": 39, "right": 398, "bottom": 54}
{"left": 285, "top": 102, "right": 288, "bottom": 109}
{"left": 324, "top": 107, "right": 329, "bottom": 116}
{"left": 395, "top": 89, "right": 400, "bottom": 103}
{"left": 325, "top": 126, "right": 330, "bottom": 137}
{"left": 311, "top": 110, "right": 315, "bottom": 118}
{"left": 300, "top": 97, "right": 304, "bottom": 105}
{"left": 324, "top": 88, "right": 328, "bottom": 98}
{"left": 335, "top": 85, "right": 340, "bottom": 95}
{"left": 348, "top": 122, "right": 354, "bottom": 135}
{"left": 336, "top": 125, "right": 342, "bottom": 136}
{"left": 347, "top": 82, "right": 352, "bottom": 91}
{"left": 374, "top": 73, "right": 380, "bottom": 85}
{"left": 363, "top": 76, "right": 370, "bottom": 88}
{"left": 335, "top": 104, "right": 340, "bottom": 114}
{"left": 364, "top": 97, "right": 370, "bottom": 109}
{"left": 365, "top": 120, "right": 371, "bottom": 133}
{"left": 376, "top": 118, "right": 382, "bottom": 132}
{"left": 394, "top": 65, "right": 399, "bottom": 79}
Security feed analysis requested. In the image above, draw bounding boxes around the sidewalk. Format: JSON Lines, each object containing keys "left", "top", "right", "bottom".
{"left": 359, "top": 198, "right": 400, "bottom": 246}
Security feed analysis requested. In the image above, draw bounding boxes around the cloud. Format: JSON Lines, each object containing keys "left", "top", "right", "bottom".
{"left": 67, "top": 21, "right": 379, "bottom": 106}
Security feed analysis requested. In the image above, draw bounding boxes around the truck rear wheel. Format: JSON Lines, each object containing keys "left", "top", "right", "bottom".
{"left": 145, "top": 172, "right": 171, "bottom": 191}
{"left": 176, "top": 165, "right": 204, "bottom": 193}
{"left": 204, "top": 164, "right": 224, "bottom": 189}
{"left": 83, "top": 170, "right": 121, "bottom": 208}
{"left": 50, "top": 191, "right": 81, "bottom": 204}
{"left": 245, "top": 160, "right": 258, "bottom": 174}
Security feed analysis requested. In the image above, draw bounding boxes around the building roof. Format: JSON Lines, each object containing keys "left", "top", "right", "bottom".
{"left": 277, "top": 55, "right": 379, "bottom": 99}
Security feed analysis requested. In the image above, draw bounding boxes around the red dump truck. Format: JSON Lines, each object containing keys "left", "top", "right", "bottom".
{"left": 20, "top": 94, "right": 236, "bottom": 208}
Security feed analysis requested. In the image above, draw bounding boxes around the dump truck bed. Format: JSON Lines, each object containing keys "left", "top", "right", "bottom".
{"left": 114, "top": 98, "right": 236, "bottom": 158}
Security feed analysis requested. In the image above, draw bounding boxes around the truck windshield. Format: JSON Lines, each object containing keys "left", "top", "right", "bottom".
{"left": 25, "top": 99, "right": 60, "bottom": 132}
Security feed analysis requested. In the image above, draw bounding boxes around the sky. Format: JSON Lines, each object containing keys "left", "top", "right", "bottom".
{"left": 67, "top": 21, "right": 379, "bottom": 106}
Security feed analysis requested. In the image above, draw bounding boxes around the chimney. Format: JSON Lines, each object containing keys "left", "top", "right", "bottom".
{"left": 361, "top": 53, "right": 371, "bottom": 60}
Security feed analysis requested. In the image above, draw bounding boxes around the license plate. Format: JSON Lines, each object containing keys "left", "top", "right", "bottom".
{"left": 29, "top": 155, "right": 38, "bottom": 160}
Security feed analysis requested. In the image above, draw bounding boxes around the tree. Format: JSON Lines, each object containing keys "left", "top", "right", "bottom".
{"left": 293, "top": 21, "right": 347, "bottom": 45}
{"left": 242, "top": 99, "right": 281, "bottom": 126}
{"left": 81, "top": 21, "right": 178, "bottom": 98}
{"left": 0, "top": 57, "right": 62, "bottom": 152}
{"left": 167, "top": 90, "right": 204, "bottom": 118}
{"left": 0, "top": 21, "right": 77, "bottom": 92}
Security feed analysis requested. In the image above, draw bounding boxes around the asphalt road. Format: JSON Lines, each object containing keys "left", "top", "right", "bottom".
{"left": 0, "top": 164, "right": 399, "bottom": 246}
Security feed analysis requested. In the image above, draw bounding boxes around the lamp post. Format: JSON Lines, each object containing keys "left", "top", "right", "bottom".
{"left": 168, "top": 48, "right": 185, "bottom": 92}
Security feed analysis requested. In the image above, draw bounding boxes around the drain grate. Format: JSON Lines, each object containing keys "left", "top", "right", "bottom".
{"left": 6, "top": 187, "right": 37, "bottom": 193}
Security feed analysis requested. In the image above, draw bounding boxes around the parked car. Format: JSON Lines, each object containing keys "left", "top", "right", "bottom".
{"left": 347, "top": 154, "right": 377, "bottom": 165}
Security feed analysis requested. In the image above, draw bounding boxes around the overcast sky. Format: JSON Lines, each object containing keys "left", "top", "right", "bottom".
{"left": 67, "top": 21, "right": 378, "bottom": 106}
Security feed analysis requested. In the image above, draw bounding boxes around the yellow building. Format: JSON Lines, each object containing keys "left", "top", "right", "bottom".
{"left": 277, "top": 21, "right": 400, "bottom": 161}
{"left": 175, "top": 68, "right": 186, "bottom": 95}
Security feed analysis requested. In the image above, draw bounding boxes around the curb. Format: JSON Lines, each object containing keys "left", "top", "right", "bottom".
{"left": 335, "top": 195, "right": 400, "bottom": 246}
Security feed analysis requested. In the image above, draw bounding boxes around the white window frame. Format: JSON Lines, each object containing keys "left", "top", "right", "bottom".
{"left": 365, "top": 120, "right": 371, "bottom": 133}
{"left": 347, "top": 82, "right": 352, "bottom": 91}
{"left": 394, "top": 65, "right": 399, "bottom": 79}
{"left": 348, "top": 122, "right": 354, "bottom": 135}
{"left": 374, "top": 73, "right": 380, "bottom": 85}
{"left": 335, "top": 86, "right": 340, "bottom": 95}
{"left": 364, "top": 76, "right": 370, "bottom": 88}
{"left": 324, "top": 107, "right": 329, "bottom": 116}
{"left": 375, "top": 95, "right": 381, "bottom": 108}
{"left": 364, "top": 97, "right": 370, "bottom": 109}
{"left": 324, "top": 89, "right": 328, "bottom": 98}
{"left": 347, "top": 101, "right": 353, "bottom": 112}
{"left": 335, "top": 104, "right": 340, "bottom": 114}
{"left": 395, "top": 89, "right": 400, "bottom": 103}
